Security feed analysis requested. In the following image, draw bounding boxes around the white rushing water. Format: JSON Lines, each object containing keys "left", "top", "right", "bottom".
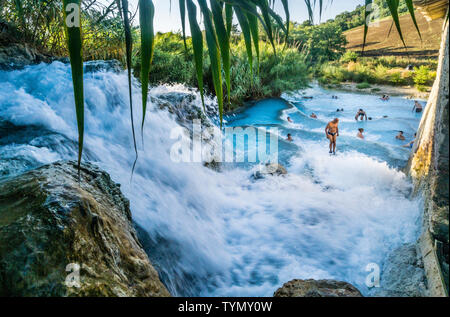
{"left": 0, "top": 61, "right": 422, "bottom": 296}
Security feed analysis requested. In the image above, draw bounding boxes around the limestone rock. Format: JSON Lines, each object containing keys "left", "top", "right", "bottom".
{"left": 0, "top": 161, "right": 170, "bottom": 297}
{"left": 373, "top": 244, "right": 428, "bottom": 297}
{"left": 274, "top": 279, "right": 362, "bottom": 297}
{"left": 253, "top": 163, "right": 288, "bottom": 180}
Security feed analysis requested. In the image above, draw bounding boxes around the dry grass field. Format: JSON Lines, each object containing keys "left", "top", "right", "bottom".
{"left": 345, "top": 11, "right": 445, "bottom": 59}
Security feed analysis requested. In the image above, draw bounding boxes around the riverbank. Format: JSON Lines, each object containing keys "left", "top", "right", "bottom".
{"left": 323, "top": 82, "right": 430, "bottom": 100}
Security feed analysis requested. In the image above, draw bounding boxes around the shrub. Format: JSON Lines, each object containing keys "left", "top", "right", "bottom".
{"left": 356, "top": 82, "right": 371, "bottom": 89}
{"left": 389, "top": 71, "right": 405, "bottom": 85}
{"left": 340, "top": 51, "right": 359, "bottom": 63}
{"left": 413, "top": 66, "right": 436, "bottom": 88}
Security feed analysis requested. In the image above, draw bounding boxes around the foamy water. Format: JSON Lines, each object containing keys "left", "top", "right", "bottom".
{"left": 0, "top": 62, "right": 423, "bottom": 296}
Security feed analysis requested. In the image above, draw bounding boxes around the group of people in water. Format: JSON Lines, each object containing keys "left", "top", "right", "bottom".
{"left": 285, "top": 95, "right": 422, "bottom": 155}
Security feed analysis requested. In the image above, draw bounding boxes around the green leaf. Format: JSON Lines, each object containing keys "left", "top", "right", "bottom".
{"left": 404, "top": 0, "right": 421, "bottom": 40}
{"left": 186, "top": 0, "right": 205, "bottom": 109}
{"left": 235, "top": 6, "right": 253, "bottom": 74}
{"left": 179, "top": 0, "right": 188, "bottom": 51}
{"left": 225, "top": 3, "right": 234, "bottom": 38}
{"left": 362, "top": 0, "right": 373, "bottom": 55}
{"left": 211, "top": 0, "right": 231, "bottom": 104}
{"left": 139, "top": 0, "right": 155, "bottom": 134}
{"left": 386, "top": 0, "right": 408, "bottom": 49}
{"left": 246, "top": 8, "right": 260, "bottom": 73}
{"left": 280, "top": 0, "right": 290, "bottom": 42}
{"left": 62, "top": 0, "right": 84, "bottom": 172}
{"left": 197, "top": 0, "right": 224, "bottom": 127}
{"left": 120, "top": 0, "right": 139, "bottom": 172}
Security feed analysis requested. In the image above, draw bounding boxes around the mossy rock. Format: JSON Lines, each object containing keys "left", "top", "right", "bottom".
{"left": 0, "top": 161, "right": 170, "bottom": 297}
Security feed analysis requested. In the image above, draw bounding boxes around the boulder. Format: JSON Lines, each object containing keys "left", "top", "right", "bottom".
{"left": 253, "top": 163, "right": 288, "bottom": 180}
{"left": 0, "top": 161, "right": 170, "bottom": 297}
{"left": 274, "top": 279, "right": 363, "bottom": 297}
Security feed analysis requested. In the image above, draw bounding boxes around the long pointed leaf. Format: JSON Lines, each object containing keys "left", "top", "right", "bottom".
{"left": 362, "top": 0, "right": 373, "bottom": 55}
{"left": 139, "top": 0, "right": 155, "bottom": 133}
{"left": 120, "top": 0, "right": 139, "bottom": 172}
{"left": 179, "top": 0, "right": 188, "bottom": 51}
{"left": 235, "top": 6, "right": 253, "bottom": 75}
{"left": 186, "top": 0, "right": 205, "bottom": 109}
{"left": 246, "top": 9, "right": 260, "bottom": 73}
{"left": 63, "top": 0, "right": 84, "bottom": 172}
{"left": 404, "top": 0, "right": 421, "bottom": 40}
{"left": 197, "top": 0, "right": 224, "bottom": 126}
{"left": 386, "top": 0, "right": 408, "bottom": 49}
{"left": 225, "top": 3, "right": 234, "bottom": 37}
{"left": 211, "top": 0, "right": 231, "bottom": 104}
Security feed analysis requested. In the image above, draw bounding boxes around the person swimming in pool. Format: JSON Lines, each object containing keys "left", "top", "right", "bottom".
{"left": 412, "top": 101, "right": 423, "bottom": 113}
{"left": 325, "top": 118, "right": 339, "bottom": 154}
{"left": 357, "top": 128, "right": 365, "bottom": 139}
{"left": 287, "top": 117, "right": 293, "bottom": 123}
{"left": 396, "top": 131, "right": 406, "bottom": 141}
{"left": 310, "top": 113, "right": 318, "bottom": 119}
{"left": 355, "top": 109, "right": 368, "bottom": 121}
{"left": 403, "top": 133, "right": 417, "bottom": 148}
{"left": 287, "top": 133, "right": 293, "bottom": 142}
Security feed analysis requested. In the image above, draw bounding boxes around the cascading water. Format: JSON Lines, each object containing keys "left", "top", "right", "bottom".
{"left": 0, "top": 61, "right": 423, "bottom": 296}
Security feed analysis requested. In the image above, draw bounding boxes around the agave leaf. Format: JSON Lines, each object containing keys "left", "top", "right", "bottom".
{"left": 179, "top": 0, "right": 188, "bottom": 51}
{"left": 186, "top": 0, "right": 205, "bottom": 109}
{"left": 386, "top": 0, "right": 408, "bottom": 48}
{"left": 225, "top": 3, "right": 234, "bottom": 37}
{"left": 120, "top": 0, "right": 139, "bottom": 172}
{"left": 280, "top": 0, "right": 290, "bottom": 42}
{"left": 235, "top": 6, "right": 254, "bottom": 75}
{"left": 246, "top": 8, "right": 260, "bottom": 73}
{"left": 197, "top": 0, "right": 224, "bottom": 126}
{"left": 210, "top": 0, "right": 231, "bottom": 104}
{"left": 255, "top": 0, "right": 276, "bottom": 54}
{"left": 362, "top": 0, "right": 373, "bottom": 55}
{"left": 139, "top": 0, "right": 155, "bottom": 134}
{"left": 62, "top": 0, "right": 84, "bottom": 172}
{"left": 404, "top": 0, "right": 421, "bottom": 40}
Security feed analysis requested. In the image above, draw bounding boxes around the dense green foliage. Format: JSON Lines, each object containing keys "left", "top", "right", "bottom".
{"left": 133, "top": 32, "right": 309, "bottom": 110}
{"left": 289, "top": 21, "right": 347, "bottom": 63}
{"left": 1, "top": 0, "right": 125, "bottom": 59}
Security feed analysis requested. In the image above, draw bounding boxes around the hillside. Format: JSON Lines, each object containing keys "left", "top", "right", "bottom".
{"left": 345, "top": 11, "right": 444, "bottom": 58}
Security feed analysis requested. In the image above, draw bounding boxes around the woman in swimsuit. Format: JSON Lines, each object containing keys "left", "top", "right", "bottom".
{"left": 355, "top": 109, "right": 367, "bottom": 121}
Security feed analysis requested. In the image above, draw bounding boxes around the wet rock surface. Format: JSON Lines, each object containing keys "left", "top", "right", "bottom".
{"left": 0, "top": 27, "right": 52, "bottom": 70}
{"left": 274, "top": 279, "right": 363, "bottom": 297}
{"left": 0, "top": 161, "right": 170, "bottom": 297}
{"left": 373, "top": 244, "right": 428, "bottom": 297}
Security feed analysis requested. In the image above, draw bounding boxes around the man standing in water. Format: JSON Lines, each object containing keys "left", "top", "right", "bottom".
{"left": 325, "top": 118, "right": 340, "bottom": 154}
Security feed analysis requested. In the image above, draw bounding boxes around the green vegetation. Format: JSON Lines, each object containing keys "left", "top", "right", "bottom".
{"left": 287, "top": 21, "right": 347, "bottom": 63}
{"left": 133, "top": 32, "right": 309, "bottom": 110}
{"left": 356, "top": 82, "right": 371, "bottom": 89}
{"left": 2, "top": 0, "right": 434, "bottom": 169}
{"left": 318, "top": 53, "right": 437, "bottom": 89}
